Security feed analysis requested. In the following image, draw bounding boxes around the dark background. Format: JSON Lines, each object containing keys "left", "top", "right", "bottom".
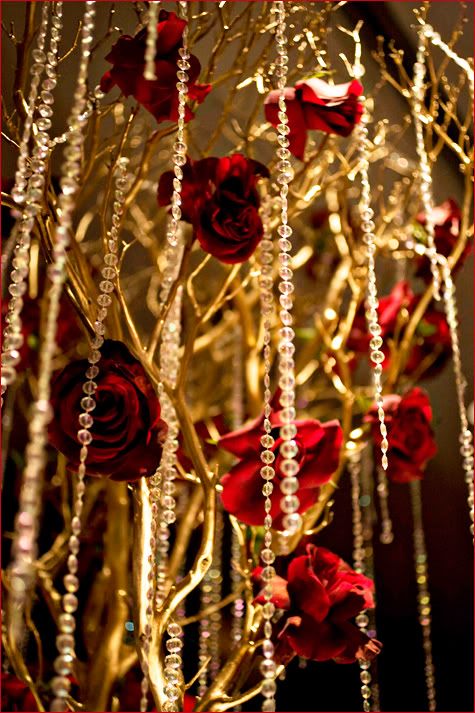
{"left": 2, "top": 2, "right": 474, "bottom": 712}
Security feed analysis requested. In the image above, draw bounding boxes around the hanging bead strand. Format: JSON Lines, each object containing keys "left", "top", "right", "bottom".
{"left": 2, "top": 3, "right": 59, "bottom": 405}
{"left": 412, "top": 26, "right": 441, "bottom": 300}
{"left": 50, "top": 160, "right": 128, "bottom": 713}
{"left": 7, "top": 2, "right": 95, "bottom": 651}
{"left": 441, "top": 260, "right": 474, "bottom": 536}
{"left": 273, "top": 2, "right": 301, "bottom": 542}
{"left": 166, "top": 0, "right": 190, "bottom": 248}
{"left": 357, "top": 107, "right": 389, "bottom": 475}
{"left": 144, "top": 2, "right": 160, "bottom": 80}
{"left": 410, "top": 480, "right": 436, "bottom": 711}
{"left": 257, "top": 191, "right": 278, "bottom": 713}
{"left": 349, "top": 450, "right": 374, "bottom": 713}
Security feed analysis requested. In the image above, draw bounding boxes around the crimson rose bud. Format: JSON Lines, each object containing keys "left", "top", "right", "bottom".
{"left": 265, "top": 78, "right": 363, "bottom": 159}
{"left": 48, "top": 340, "right": 167, "bottom": 481}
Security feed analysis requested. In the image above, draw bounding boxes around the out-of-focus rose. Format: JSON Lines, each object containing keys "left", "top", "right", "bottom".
{"left": 100, "top": 10, "right": 210, "bottom": 123}
{"left": 48, "top": 340, "right": 167, "bottom": 481}
{"left": 158, "top": 154, "right": 269, "bottom": 264}
{"left": 1, "top": 673, "right": 38, "bottom": 712}
{"left": 365, "top": 387, "right": 437, "bottom": 483}
{"left": 219, "top": 406, "right": 342, "bottom": 528}
{"left": 415, "top": 199, "right": 470, "bottom": 279}
{"left": 1, "top": 295, "right": 82, "bottom": 371}
{"left": 254, "top": 545, "right": 381, "bottom": 663}
{"left": 265, "top": 78, "right": 363, "bottom": 159}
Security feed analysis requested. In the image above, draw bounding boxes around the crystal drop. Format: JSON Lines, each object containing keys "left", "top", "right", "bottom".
{"left": 62, "top": 593, "right": 78, "bottom": 613}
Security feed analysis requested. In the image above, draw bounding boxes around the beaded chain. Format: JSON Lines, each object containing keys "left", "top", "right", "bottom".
{"left": 356, "top": 108, "right": 389, "bottom": 475}
{"left": 50, "top": 163, "right": 128, "bottom": 712}
{"left": 7, "top": 1, "right": 95, "bottom": 654}
{"left": 410, "top": 481, "right": 436, "bottom": 711}
{"left": 198, "top": 508, "right": 223, "bottom": 697}
{"left": 257, "top": 194, "right": 278, "bottom": 713}
{"left": 348, "top": 451, "right": 375, "bottom": 712}
{"left": 273, "top": 3, "right": 302, "bottom": 544}
{"left": 166, "top": 1, "right": 190, "bottom": 248}
{"left": 412, "top": 25, "right": 441, "bottom": 300}
{"left": 440, "top": 260, "right": 474, "bottom": 537}
{"left": 230, "top": 325, "right": 245, "bottom": 655}
{"left": 144, "top": 1, "right": 160, "bottom": 80}
{"left": 2, "top": 3, "right": 58, "bottom": 405}
{"left": 139, "top": 3, "right": 190, "bottom": 708}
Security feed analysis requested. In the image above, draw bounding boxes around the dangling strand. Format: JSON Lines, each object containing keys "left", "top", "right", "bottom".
{"left": 50, "top": 155, "right": 129, "bottom": 711}
{"left": 7, "top": 2, "right": 95, "bottom": 653}
{"left": 273, "top": 2, "right": 302, "bottom": 544}
{"left": 2, "top": 3, "right": 56, "bottom": 405}
{"left": 166, "top": 0, "right": 190, "bottom": 248}
{"left": 257, "top": 191, "right": 278, "bottom": 713}
{"left": 349, "top": 449, "right": 375, "bottom": 713}
{"left": 230, "top": 325, "right": 245, "bottom": 655}
{"left": 412, "top": 24, "right": 441, "bottom": 300}
{"left": 144, "top": 1, "right": 160, "bottom": 80}
{"left": 440, "top": 259, "right": 474, "bottom": 537}
{"left": 410, "top": 480, "right": 436, "bottom": 711}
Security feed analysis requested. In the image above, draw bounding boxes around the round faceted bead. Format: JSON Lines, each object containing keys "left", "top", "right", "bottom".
{"left": 62, "top": 593, "right": 78, "bottom": 613}
{"left": 58, "top": 613, "right": 76, "bottom": 633}
{"left": 260, "top": 658, "right": 277, "bottom": 678}
{"left": 166, "top": 637, "right": 182, "bottom": 653}
{"left": 56, "top": 633, "right": 75, "bottom": 653}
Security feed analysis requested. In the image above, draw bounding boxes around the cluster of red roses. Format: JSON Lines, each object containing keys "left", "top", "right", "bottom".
{"left": 100, "top": 12, "right": 365, "bottom": 266}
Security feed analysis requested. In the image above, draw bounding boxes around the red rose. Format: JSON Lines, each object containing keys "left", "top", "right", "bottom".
{"left": 1, "top": 295, "right": 82, "bottom": 371}
{"left": 415, "top": 199, "right": 469, "bottom": 279}
{"left": 264, "top": 78, "right": 363, "bottom": 159}
{"left": 48, "top": 340, "right": 167, "bottom": 481}
{"left": 100, "top": 10, "right": 210, "bottom": 124}
{"left": 365, "top": 387, "right": 437, "bottom": 483}
{"left": 347, "top": 281, "right": 414, "bottom": 357}
{"left": 158, "top": 154, "right": 269, "bottom": 264}
{"left": 1, "top": 673, "right": 38, "bottom": 712}
{"left": 254, "top": 545, "right": 381, "bottom": 663}
{"left": 219, "top": 407, "right": 342, "bottom": 528}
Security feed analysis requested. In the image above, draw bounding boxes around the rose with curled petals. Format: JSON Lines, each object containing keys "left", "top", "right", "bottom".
{"left": 265, "top": 78, "right": 363, "bottom": 159}
{"left": 219, "top": 406, "right": 342, "bottom": 528}
{"left": 253, "top": 545, "right": 381, "bottom": 663}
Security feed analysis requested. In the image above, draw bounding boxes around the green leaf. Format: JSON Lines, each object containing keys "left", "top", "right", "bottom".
{"left": 417, "top": 320, "right": 437, "bottom": 337}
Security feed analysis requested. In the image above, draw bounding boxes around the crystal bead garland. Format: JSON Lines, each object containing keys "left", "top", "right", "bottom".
{"left": 257, "top": 192, "right": 278, "bottom": 713}
{"left": 441, "top": 260, "right": 474, "bottom": 537}
{"left": 412, "top": 25, "right": 441, "bottom": 301}
{"left": 166, "top": 0, "right": 190, "bottom": 248}
{"left": 157, "top": 283, "right": 185, "bottom": 713}
{"left": 356, "top": 107, "right": 389, "bottom": 474}
{"left": 198, "top": 509, "right": 223, "bottom": 697}
{"left": 7, "top": 1, "right": 95, "bottom": 651}
{"left": 1, "top": 2, "right": 59, "bottom": 406}
{"left": 144, "top": 1, "right": 160, "bottom": 80}
{"left": 49, "top": 158, "right": 129, "bottom": 711}
{"left": 349, "top": 451, "right": 375, "bottom": 713}
{"left": 230, "top": 325, "right": 245, "bottom": 655}
{"left": 273, "top": 1, "right": 302, "bottom": 543}
{"left": 410, "top": 480, "right": 436, "bottom": 711}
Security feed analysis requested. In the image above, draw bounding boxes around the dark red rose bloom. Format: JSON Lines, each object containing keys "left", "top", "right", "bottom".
{"left": 219, "top": 407, "right": 342, "bottom": 528}
{"left": 1, "top": 673, "right": 38, "bottom": 712}
{"left": 100, "top": 10, "right": 210, "bottom": 124}
{"left": 158, "top": 154, "right": 269, "bottom": 264}
{"left": 347, "top": 281, "right": 414, "bottom": 357}
{"left": 254, "top": 545, "right": 381, "bottom": 663}
{"left": 48, "top": 340, "right": 167, "bottom": 481}
{"left": 365, "top": 387, "right": 437, "bottom": 483}
{"left": 415, "top": 199, "right": 470, "bottom": 279}
{"left": 1, "top": 295, "right": 82, "bottom": 371}
{"left": 265, "top": 78, "right": 363, "bottom": 159}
